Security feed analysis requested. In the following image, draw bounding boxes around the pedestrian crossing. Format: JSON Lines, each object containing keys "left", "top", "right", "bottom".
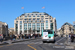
{"left": 13, "top": 41, "right": 64, "bottom": 46}
{"left": 55, "top": 42, "right": 65, "bottom": 46}
{"left": 13, "top": 41, "right": 43, "bottom": 44}
{"left": 13, "top": 41, "right": 54, "bottom": 45}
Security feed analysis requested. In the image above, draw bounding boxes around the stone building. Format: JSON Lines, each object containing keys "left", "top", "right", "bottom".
{"left": 61, "top": 22, "right": 74, "bottom": 35}
{"left": 14, "top": 12, "right": 57, "bottom": 35}
{"left": 0, "top": 21, "right": 8, "bottom": 37}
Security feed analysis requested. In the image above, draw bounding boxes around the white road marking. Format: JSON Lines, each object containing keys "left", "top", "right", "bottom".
{"left": 13, "top": 41, "right": 54, "bottom": 45}
{"left": 55, "top": 37, "right": 65, "bottom": 43}
{"left": 65, "top": 46, "right": 74, "bottom": 49}
{"left": 60, "top": 43, "right": 64, "bottom": 45}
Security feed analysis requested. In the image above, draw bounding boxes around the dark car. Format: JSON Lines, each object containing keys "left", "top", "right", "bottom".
{"left": 73, "top": 34, "right": 75, "bottom": 38}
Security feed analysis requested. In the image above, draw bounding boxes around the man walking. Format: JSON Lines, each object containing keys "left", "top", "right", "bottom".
{"left": 0, "top": 35, "right": 3, "bottom": 43}
{"left": 71, "top": 34, "right": 74, "bottom": 42}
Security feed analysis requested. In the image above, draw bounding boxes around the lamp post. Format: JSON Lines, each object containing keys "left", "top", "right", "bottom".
{"left": 5, "top": 25, "right": 8, "bottom": 37}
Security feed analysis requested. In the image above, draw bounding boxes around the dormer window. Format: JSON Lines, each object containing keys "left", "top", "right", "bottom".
{"left": 29, "top": 16, "right": 31, "bottom": 17}
{"left": 29, "top": 19, "right": 31, "bottom": 20}
{"left": 41, "top": 16, "right": 44, "bottom": 17}
{"left": 25, "top": 16, "right": 27, "bottom": 17}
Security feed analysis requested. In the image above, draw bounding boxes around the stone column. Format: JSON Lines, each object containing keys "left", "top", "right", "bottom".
{"left": 18, "top": 20, "right": 20, "bottom": 35}
{"left": 27, "top": 23, "right": 28, "bottom": 34}
{"left": 40, "top": 23, "right": 41, "bottom": 34}
{"left": 22, "top": 21, "right": 24, "bottom": 34}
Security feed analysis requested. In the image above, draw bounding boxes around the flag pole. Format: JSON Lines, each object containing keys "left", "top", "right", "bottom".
{"left": 24, "top": 8, "right": 25, "bottom": 14}
{"left": 42, "top": 6, "right": 46, "bottom": 13}
{"left": 45, "top": 8, "right": 46, "bottom": 12}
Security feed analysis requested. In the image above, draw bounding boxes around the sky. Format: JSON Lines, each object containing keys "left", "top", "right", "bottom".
{"left": 0, "top": 0, "right": 75, "bottom": 29}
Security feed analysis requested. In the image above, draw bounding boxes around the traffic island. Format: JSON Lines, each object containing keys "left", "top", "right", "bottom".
{"left": 0, "top": 42, "right": 9, "bottom": 45}
{"left": 12, "top": 37, "right": 41, "bottom": 43}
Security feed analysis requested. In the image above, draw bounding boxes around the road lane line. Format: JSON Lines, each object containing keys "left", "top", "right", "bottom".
{"left": 55, "top": 37, "right": 65, "bottom": 43}
{"left": 27, "top": 44, "right": 37, "bottom": 50}
{"left": 7, "top": 44, "right": 13, "bottom": 46}
{"left": 0, "top": 46, "right": 3, "bottom": 48}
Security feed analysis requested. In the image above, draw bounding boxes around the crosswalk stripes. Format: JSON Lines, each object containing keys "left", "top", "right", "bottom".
{"left": 55, "top": 42, "right": 64, "bottom": 46}
{"left": 13, "top": 41, "right": 64, "bottom": 46}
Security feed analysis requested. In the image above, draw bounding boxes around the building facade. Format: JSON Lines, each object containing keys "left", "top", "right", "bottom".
{"left": 0, "top": 21, "right": 8, "bottom": 37}
{"left": 73, "top": 25, "right": 75, "bottom": 34}
{"left": 8, "top": 28, "right": 14, "bottom": 35}
{"left": 61, "top": 22, "right": 74, "bottom": 35}
{"left": 14, "top": 12, "right": 57, "bottom": 35}
{"left": 57, "top": 28, "right": 61, "bottom": 36}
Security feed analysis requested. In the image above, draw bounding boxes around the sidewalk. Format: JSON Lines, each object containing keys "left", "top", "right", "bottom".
{"left": 65, "top": 38, "right": 75, "bottom": 46}
{"left": 0, "top": 37, "right": 41, "bottom": 45}
{"left": 0, "top": 41, "right": 8, "bottom": 45}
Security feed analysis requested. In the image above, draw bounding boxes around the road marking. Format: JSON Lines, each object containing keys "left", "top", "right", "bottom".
{"left": 65, "top": 46, "right": 74, "bottom": 49}
{"left": 27, "top": 44, "right": 37, "bottom": 50}
{"left": 55, "top": 37, "right": 65, "bottom": 43}
{"left": 7, "top": 44, "right": 13, "bottom": 46}
{"left": 60, "top": 43, "right": 64, "bottom": 45}
{"left": 0, "top": 46, "right": 3, "bottom": 48}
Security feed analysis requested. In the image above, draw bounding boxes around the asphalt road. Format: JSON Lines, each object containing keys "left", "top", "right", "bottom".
{"left": 0, "top": 37, "right": 75, "bottom": 50}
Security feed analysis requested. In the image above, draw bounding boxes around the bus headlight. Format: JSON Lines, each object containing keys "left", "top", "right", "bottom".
{"left": 53, "top": 36, "right": 54, "bottom": 39}
{"left": 51, "top": 36, "right": 54, "bottom": 39}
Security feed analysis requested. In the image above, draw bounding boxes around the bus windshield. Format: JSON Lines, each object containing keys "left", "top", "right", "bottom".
{"left": 48, "top": 31, "right": 53, "bottom": 34}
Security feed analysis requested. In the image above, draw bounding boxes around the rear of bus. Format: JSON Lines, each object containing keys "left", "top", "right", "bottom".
{"left": 42, "top": 30, "right": 55, "bottom": 43}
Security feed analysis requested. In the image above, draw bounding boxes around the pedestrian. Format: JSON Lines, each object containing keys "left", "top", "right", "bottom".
{"left": 71, "top": 34, "right": 74, "bottom": 42}
{"left": 16, "top": 35, "right": 19, "bottom": 39}
{"left": 13, "top": 35, "right": 16, "bottom": 41}
{"left": 69, "top": 34, "right": 71, "bottom": 42}
{"left": 25, "top": 34, "right": 27, "bottom": 39}
{"left": 22, "top": 34, "right": 24, "bottom": 39}
{"left": 33, "top": 34, "right": 35, "bottom": 38}
{"left": 28, "top": 34, "right": 30, "bottom": 39}
{"left": 3, "top": 34, "right": 6, "bottom": 40}
{"left": 20, "top": 34, "right": 23, "bottom": 40}
{"left": 10, "top": 34, "right": 13, "bottom": 41}
{"left": 0, "top": 35, "right": 3, "bottom": 43}
{"left": 31, "top": 34, "right": 33, "bottom": 38}
{"left": 19, "top": 35, "right": 20, "bottom": 39}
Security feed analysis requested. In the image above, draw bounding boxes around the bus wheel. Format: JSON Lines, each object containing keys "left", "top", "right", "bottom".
{"left": 53, "top": 40, "right": 55, "bottom": 43}
{"left": 43, "top": 41, "right": 46, "bottom": 43}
